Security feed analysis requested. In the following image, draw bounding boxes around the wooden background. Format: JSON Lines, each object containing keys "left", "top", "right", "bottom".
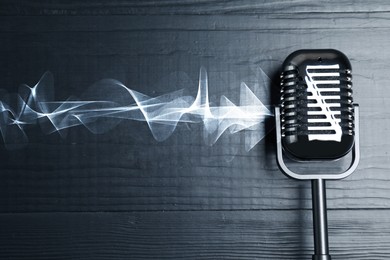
{"left": 0, "top": 1, "right": 389, "bottom": 259}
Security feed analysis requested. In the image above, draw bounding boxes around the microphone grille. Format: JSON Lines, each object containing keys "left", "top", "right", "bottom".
{"left": 281, "top": 64, "right": 354, "bottom": 139}
{"left": 279, "top": 49, "right": 355, "bottom": 160}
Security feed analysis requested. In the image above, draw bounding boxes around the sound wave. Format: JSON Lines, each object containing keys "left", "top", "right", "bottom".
{"left": 0, "top": 67, "right": 273, "bottom": 150}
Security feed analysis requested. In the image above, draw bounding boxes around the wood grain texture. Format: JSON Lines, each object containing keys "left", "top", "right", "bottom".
{"left": 0, "top": 210, "right": 389, "bottom": 259}
{"left": 0, "top": 1, "right": 389, "bottom": 259}
{"left": 0, "top": 10, "right": 388, "bottom": 212}
{"left": 1, "top": 0, "right": 390, "bottom": 15}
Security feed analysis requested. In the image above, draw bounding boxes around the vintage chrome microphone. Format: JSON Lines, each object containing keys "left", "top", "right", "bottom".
{"left": 275, "top": 49, "right": 360, "bottom": 260}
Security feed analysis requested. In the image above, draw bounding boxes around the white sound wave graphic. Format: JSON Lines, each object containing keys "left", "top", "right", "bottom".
{"left": 0, "top": 67, "right": 273, "bottom": 150}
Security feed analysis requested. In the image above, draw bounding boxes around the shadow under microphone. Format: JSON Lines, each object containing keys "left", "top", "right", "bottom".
{"left": 275, "top": 49, "right": 360, "bottom": 260}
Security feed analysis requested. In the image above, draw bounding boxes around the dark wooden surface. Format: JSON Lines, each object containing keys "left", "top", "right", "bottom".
{"left": 1, "top": 210, "right": 389, "bottom": 259}
{"left": 0, "top": 1, "right": 389, "bottom": 259}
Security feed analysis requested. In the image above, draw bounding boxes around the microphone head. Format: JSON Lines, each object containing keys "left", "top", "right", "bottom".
{"left": 280, "top": 49, "right": 354, "bottom": 160}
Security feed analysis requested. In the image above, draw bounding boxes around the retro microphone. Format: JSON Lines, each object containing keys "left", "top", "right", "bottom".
{"left": 275, "top": 49, "right": 360, "bottom": 260}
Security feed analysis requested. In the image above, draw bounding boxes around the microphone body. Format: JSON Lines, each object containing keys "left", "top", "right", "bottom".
{"left": 280, "top": 49, "right": 354, "bottom": 160}
{"left": 276, "top": 49, "right": 359, "bottom": 260}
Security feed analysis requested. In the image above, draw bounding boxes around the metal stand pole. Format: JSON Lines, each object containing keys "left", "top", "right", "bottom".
{"left": 311, "top": 179, "right": 331, "bottom": 260}
{"left": 275, "top": 106, "right": 360, "bottom": 259}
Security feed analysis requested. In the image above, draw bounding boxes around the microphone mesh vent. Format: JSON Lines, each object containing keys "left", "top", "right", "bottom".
{"left": 280, "top": 64, "right": 354, "bottom": 141}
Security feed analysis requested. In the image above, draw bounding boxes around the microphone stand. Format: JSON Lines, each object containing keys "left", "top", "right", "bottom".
{"left": 312, "top": 179, "right": 331, "bottom": 260}
{"left": 275, "top": 105, "right": 360, "bottom": 260}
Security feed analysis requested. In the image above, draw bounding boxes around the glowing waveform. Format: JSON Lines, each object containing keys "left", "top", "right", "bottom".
{"left": 0, "top": 67, "right": 273, "bottom": 150}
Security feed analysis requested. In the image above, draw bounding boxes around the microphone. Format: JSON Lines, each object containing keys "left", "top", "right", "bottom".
{"left": 275, "top": 49, "right": 360, "bottom": 260}
{"left": 281, "top": 50, "right": 354, "bottom": 160}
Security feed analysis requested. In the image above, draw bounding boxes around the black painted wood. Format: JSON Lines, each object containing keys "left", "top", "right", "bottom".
{"left": 0, "top": 8, "right": 387, "bottom": 212}
{"left": 0, "top": 210, "right": 389, "bottom": 260}
{"left": 0, "top": 1, "right": 389, "bottom": 259}
{"left": 2, "top": 0, "right": 390, "bottom": 15}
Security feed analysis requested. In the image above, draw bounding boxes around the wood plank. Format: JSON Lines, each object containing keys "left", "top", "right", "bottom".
{"left": 2, "top": 13, "right": 390, "bottom": 33}
{"left": 0, "top": 210, "right": 388, "bottom": 259}
{"left": 1, "top": 0, "right": 390, "bottom": 15}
